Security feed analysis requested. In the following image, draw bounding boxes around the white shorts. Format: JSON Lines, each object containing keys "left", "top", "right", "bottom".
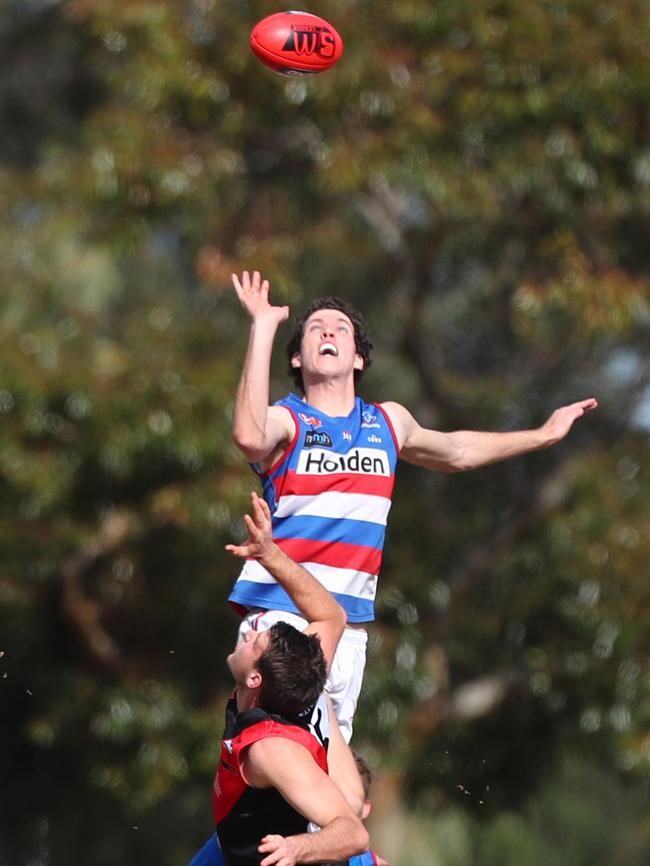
{"left": 237, "top": 609, "right": 367, "bottom": 744}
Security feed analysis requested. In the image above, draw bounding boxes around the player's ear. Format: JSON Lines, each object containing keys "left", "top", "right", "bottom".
{"left": 291, "top": 353, "right": 301, "bottom": 369}
{"left": 353, "top": 354, "right": 364, "bottom": 371}
{"left": 246, "top": 669, "right": 262, "bottom": 690}
{"left": 361, "top": 800, "right": 372, "bottom": 820}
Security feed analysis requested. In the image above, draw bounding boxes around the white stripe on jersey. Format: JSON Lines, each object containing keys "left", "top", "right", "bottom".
{"left": 274, "top": 492, "right": 391, "bottom": 525}
{"left": 240, "top": 559, "right": 378, "bottom": 600}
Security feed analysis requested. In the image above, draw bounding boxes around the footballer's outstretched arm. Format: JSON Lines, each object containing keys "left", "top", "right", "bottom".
{"left": 383, "top": 398, "right": 598, "bottom": 473}
{"left": 231, "top": 270, "right": 295, "bottom": 465}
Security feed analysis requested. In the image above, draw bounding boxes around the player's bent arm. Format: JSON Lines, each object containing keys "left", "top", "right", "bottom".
{"left": 243, "top": 738, "right": 369, "bottom": 865}
{"left": 233, "top": 385, "right": 295, "bottom": 464}
{"left": 382, "top": 398, "right": 598, "bottom": 473}
{"left": 233, "top": 403, "right": 295, "bottom": 466}
{"left": 323, "top": 695, "right": 366, "bottom": 818}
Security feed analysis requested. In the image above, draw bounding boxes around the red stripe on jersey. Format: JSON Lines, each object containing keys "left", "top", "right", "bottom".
{"left": 275, "top": 537, "right": 383, "bottom": 575}
{"left": 276, "top": 469, "right": 395, "bottom": 499}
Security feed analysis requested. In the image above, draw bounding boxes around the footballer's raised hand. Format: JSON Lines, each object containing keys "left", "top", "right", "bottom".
{"left": 232, "top": 270, "right": 289, "bottom": 326}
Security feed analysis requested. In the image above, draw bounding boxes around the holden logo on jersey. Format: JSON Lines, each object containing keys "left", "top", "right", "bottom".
{"left": 223, "top": 739, "right": 233, "bottom": 755}
{"left": 299, "top": 412, "right": 322, "bottom": 428}
{"left": 305, "top": 429, "right": 333, "bottom": 448}
{"left": 297, "top": 447, "right": 390, "bottom": 476}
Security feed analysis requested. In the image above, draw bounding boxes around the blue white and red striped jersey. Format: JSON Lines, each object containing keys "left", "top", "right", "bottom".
{"left": 228, "top": 393, "right": 399, "bottom": 623}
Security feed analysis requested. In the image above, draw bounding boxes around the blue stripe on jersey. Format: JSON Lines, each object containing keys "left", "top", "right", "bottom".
{"left": 188, "top": 835, "right": 225, "bottom": 866}
{"left": 272, "top": 514, "right": 386, "bottom": 549}
{"left": 228, "top": 580, "right": 375, "bottom": 623}
{"left": 349, "top": 853, "right": 377, "bottom": 866}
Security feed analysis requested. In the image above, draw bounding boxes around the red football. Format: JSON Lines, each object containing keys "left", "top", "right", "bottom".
{"left": 250, "top": 10, "right": 344, "bottom": 76}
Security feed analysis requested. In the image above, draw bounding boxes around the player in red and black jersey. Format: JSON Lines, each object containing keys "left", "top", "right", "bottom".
{"left": 204, "top": 492, "right": 369, "bottom": 866}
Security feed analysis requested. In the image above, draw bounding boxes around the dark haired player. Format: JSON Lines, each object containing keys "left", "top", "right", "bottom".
{"left": 192, "top": 492, "right": 369, "bottom": 866}
{"left": 228, "top": 270, "right": 598, "bottom": 741}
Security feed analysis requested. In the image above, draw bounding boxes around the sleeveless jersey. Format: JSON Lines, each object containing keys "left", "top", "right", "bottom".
{"left": 213, "top": 696, "right": 329, "bottom": 866}
{"left": 228, "top": 394, "right": 399, "bottom": 623}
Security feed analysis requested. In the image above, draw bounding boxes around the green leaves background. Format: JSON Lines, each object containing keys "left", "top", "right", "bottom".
{"left": 1, "top": 2, "right": 649, "bottom": 864}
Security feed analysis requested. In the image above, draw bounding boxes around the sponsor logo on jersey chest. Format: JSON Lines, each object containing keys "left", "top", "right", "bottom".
{"left": 299, "top": 412, "right": 322, "bottom": 428}
{"left": 297, "top": 447, "right": 390, "bottom": 476}
{"left": 361, "top": 410, "right": 380, "bottom": 429}
{"left": 304, "top": 429, "right": 333, "bottom": 448}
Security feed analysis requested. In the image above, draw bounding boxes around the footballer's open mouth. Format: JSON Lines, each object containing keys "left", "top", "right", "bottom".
{"left": 319, "top": 343, "right": 338, "bottom": 356}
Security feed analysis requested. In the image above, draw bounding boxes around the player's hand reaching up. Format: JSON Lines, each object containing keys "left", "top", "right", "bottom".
{"left": 232, "top": 270, "right": 289, "bottom": 327}
{"left": 225, "top": 492, "right": 275, "bottom": 561}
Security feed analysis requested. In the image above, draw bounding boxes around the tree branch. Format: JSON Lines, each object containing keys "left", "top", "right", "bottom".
{"left": 59, "top": 511, "right": 132, "bottom": 674}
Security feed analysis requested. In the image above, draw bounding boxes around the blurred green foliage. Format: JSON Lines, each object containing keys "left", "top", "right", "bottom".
{"left": 1, "top": 1, "right": 649, "bottom": 864}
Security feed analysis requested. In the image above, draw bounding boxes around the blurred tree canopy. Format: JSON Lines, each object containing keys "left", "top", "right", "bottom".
{"left": 1, "top": 1, "right": 649, "bottom": 865}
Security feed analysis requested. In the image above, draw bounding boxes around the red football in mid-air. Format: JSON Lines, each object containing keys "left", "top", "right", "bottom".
{"left": 250, "top": 10, "right": 344, "bottom": 76}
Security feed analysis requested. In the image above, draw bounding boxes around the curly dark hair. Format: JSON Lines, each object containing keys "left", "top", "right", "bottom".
{"left": 256, "top": 621, "right": 327, "bottom": 719}
{"left": 285, "top": 296, "right": 373, "bottom": 394}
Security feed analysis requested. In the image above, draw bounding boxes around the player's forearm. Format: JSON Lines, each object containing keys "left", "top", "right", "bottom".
{"left": 324, "top": 697, "right": 366, "bottom": 817}
{"left": 285, "top": 816, "right": 369, "bottom": 863}
{"left": 232, "top": 320, "right": 278, "bottom": 457}
{"left": 259, "top": 544, "right": 346, "bottom": 629}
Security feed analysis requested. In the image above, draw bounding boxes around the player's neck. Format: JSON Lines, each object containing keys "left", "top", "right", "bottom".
{"left": 303, "top": 379, "right": 357, "bottom": 417}
{"left": 234, "top": 686, "right": 260, "bottom": 713}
